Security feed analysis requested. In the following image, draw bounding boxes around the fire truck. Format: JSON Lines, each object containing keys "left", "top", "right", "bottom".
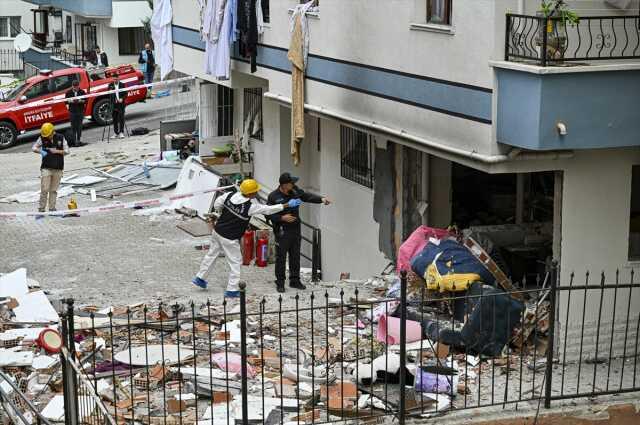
{"left": 0, "top": 64, "right": 147, "bottom": 148}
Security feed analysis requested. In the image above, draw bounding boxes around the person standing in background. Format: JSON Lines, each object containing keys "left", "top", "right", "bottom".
{"left": 138, "top": 43, "right": 156, "bottom": 96}
{"left": 32, "top": 123, "right": 69, "bottom": 213}
{"left": 64, "top": 79, "right": 87, "bottom": 147}
{"left": 108, "top": 74, "right": 128, "bottom": 139}
{"left": 90, "top": 46, "right": 109, "bottom": 67}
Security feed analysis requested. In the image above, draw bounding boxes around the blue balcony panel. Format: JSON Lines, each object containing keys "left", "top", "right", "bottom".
{"left": 23, "top": 0, "right": 112, "bottom": 17}
{"left": 495, "top": 63, "right": 640, "bottom": 150}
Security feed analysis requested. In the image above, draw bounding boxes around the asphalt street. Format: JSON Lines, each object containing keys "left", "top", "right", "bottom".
{"left": 1, "top": 87, "right": 196, "bottom": 154}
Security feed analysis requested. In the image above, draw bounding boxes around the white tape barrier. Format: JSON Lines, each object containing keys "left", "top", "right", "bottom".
{"left": 7, "top": 75, "right": 197, "bottom": 113}
{"left": 0, "top": 184, "right": 235, "bottom": 219}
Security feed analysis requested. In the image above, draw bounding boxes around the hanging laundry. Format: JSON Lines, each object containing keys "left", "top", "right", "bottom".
{"left": 150, "top": 0, "right": 174, "bottom": 80}
{"left": 256, "top": 0, "right": 265, "bottom": 35}
{"left": 202, "top": 0, "right": 234, "bottom": 80}
{"left": 237, "top": 0, "right": 258, "bottom": 73}
{"left": 287, "top": 1, "right": 315, "bottom": 165}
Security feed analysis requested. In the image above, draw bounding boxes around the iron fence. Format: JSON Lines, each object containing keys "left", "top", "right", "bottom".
{"left": 54, "top": 264, "right": 640, "bottom": 424}
{"left": 505, "top": 14, "right": 640, "bottom": 66}
{"left": 0, "top": 49, "right": 22, "bottom": 73}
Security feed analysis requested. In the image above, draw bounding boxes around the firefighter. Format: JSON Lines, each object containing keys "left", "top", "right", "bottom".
{"left": 192, "top": 179, "right": 301, "bottom": 298}
{"left": 31, "top": 123, "right": 69, "bottom": 212}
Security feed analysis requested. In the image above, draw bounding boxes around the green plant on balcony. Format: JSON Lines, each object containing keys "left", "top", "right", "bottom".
{"left": 537, "top": 0, "right": 580, "bottom": 61}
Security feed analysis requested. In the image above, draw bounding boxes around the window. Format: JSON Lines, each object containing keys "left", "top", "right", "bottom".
{"left": 427, "top": 0, "right": 452, "bottom": 25}
{"left": 262, "top": 0, "right": 270, "bottom": 24}
{"left": 24, "top": 80, "right": 51, "bottom": 100}
{"left": 629, "top": 166, "right": 640, "bottom": 260}
{"left": 243, "top": 88, "right": 263, "bottom": 141}
{"left": 65, "top": 16, "right": 72, "bottom": 43}
{"left": 0, "top": 17, "right": 21, "bottom": 38}
{"left": 52, "top": 74, "right": 80, "bottom": 92}
{"left": 217, "top": 85, "right": 234, "bottom": 137}
{"left": 118, "top": 27, "right": 147, "bottom": 55}
{"left": 340, "top": 125, "right": 374, "bottom": 188}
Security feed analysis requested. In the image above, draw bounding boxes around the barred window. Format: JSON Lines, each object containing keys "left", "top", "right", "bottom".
{"left": 217, "top": 85, "right": 234, "bottom": 137}
{"left": 243, "top": 88, "right": 263, "bottom": 141}
{"left": 340, "top": 125, "right": 374, "bottom": 189}
{"left": 427, "top": 0, "right": 452, "bottom": 25}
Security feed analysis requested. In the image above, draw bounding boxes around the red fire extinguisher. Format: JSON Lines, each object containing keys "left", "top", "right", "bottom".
{"left": 241, "top": 230, "right": 255, "bottom": 266}
{"left": 255, "top": 232, "right": 269, "bottom": 267}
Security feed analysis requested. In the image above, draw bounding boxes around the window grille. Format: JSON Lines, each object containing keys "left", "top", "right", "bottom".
{"left": 340, "top": 125, "right": 374, "bottom": 189}
{"left": 243, "top": 88, "right": 263, "bottom": 141}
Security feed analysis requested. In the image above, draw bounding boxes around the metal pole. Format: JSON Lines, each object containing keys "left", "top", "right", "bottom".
{"left": 239, "top": 283, "right": 249, "bottom": 425}
{"left": 398, "top": 270, "right": 407, "bottom": 424}
{"left": 505, "top": 14, "right": 511, "bottom": 61}
{"left": 544, "top": 261, "right": 558, "bottom": 408}
{"left": 65, "top": 299, "right": 79, "bottom": 425}
{"left": 542, "top": 17, "right": 549, "bottom": 66}
{"left": 312, "top": 229, "right": 318, "bottom": 282}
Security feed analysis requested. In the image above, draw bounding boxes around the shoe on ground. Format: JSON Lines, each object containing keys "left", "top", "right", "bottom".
{"left": 119, "top": 133, "right": 125, "bottom": 139}
{"left": 276, "top": 283, "right": 285, "bottom": 293}
{"left": 224, "top": 290, "right": 240, "bottom": 298}
{"left": 289, "top": 281, "right": 306, "bottom": 290}
{"left": 191, "top": 277, "right": 208, "bottom": 289}
{"left": 111, "top": 134, "right": 119, "bottom": 139}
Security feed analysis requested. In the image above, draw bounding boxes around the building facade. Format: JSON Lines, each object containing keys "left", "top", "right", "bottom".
{"left": 1, "top": 0, "right": 152, "bottom": 72}
{"left": 172, "top": 0, "right": 640, "bottom": 352}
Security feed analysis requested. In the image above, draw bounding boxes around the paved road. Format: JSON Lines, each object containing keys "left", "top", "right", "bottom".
{"left": 0, "top": 89, "right": 196, "bottom": 154}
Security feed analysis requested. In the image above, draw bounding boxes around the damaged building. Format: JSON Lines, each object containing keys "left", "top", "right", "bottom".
{"left": 169, "top": 0, "right": 640, "bottom": 357}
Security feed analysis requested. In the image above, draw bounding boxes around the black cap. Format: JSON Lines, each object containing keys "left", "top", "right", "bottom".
{"left": 279, "top": 172, "right": 299, "bottom": 185}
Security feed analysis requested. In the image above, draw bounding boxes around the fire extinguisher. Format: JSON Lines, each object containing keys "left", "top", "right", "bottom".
{"left": 241, "top": 230, "right": 255, "bottom": 266}
{"left": 255, "top": 232, "right": 269, "bottom": 267}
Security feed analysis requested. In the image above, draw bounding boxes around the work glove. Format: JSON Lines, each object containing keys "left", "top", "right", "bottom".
{"left": 288, "top": 198, "right": 302, "bottom": 208}
{"left": 40, "top": 149, "right": 48, "bottom": 158}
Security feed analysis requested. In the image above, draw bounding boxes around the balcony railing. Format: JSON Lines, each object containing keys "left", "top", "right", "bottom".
{"left": 505, "top": 13, "right": 640, "bottom": 66}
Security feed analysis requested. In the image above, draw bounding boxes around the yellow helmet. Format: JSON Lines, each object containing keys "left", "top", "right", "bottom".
{"left": 40, "top": 123, "right": 54, "bottom": 138}
{"left": 239, "top": 179, "right": 260, "bottom": 195}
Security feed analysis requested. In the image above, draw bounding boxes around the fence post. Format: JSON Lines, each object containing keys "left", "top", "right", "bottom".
{"left": 505, "top": 14, "right": 511, "bottom": 61}
{"left": 398, "top": 270, "right": 407, "bottom": 424}
{"left": 239, "top": 283, "right": 249, "bottom": 425}
{"left": 61, "top": 299, "right": 79, "bottom": 425}
{"left": 312, "top": 229, "right": 319, "bottom": 282}
{"left": 541, "top": 17, "right": 549, "bottom": 66}
{"left": 544, "top": 261, "right": 558, "bottom": 408}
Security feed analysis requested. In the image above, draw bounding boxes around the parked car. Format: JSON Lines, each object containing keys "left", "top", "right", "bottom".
{"left": 0, "top": 64, "right": 147, "bottom": 148}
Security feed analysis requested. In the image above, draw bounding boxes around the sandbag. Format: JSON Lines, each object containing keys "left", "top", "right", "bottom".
{"left": 397, "top": 226, "right": 450, "bottom": 273}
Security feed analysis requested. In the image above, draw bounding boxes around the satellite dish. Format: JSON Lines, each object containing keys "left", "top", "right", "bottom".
{"left": 13, "top": 33, "right": 32, "bottom": 53}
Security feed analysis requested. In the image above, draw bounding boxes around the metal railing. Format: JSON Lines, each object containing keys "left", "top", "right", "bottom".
{"left": 56, "top": 264, "right": 640, "bottom": 424}
{"left": 0, "top": 49, "right": 23, "bottom": 72}
{"left": 0, "top": 371, "right": 53, "bottom": 425}
{"left": 505, "top": 13, "right": 640, "bottom": 66}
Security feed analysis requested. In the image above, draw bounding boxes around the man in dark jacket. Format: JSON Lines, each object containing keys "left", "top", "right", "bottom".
{"left": 267, "top": 173, "right": 331, "bottom": 292}
{"left": 64, "top": 79, "right": 87, "bottom": 147}
{"left": 90, "top": 46, "right": 108, "bottom": 67}
{"left": 108, "top": 75, "right": 128, "bottom": 139}
{"left": 31, "top": 123, "right": 69, "bottom": 212}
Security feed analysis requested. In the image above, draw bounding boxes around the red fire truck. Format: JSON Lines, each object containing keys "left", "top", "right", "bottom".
{"left": 0, "top": 64, "right": 148, "bottom": 148}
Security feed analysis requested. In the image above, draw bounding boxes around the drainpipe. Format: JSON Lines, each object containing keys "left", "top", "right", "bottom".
{"left": 263, "top": 92, "right": 574, "bottom": 165}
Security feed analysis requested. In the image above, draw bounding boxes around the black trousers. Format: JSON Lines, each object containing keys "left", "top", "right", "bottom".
{"left": 275, "top": 231, "right": 301, "bottom": 285}
{"left": 69, "top": 112, "right": 83, "bottom": 145}
{"left": 113, "top": 104, "right": 125, "bottom": 135}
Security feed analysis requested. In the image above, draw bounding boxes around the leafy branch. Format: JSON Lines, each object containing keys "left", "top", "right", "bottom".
{"left": 540, "top": 0, "right": 579, "bottom": 25}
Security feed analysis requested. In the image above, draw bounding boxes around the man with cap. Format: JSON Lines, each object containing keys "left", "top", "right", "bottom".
{"left": 64, "top": 79, "right": 87, "bottom": 147}
{"left": 192, "top": 179, "right": 302, "bottom": 298}
{"left": 32, "top": 123, "right": 69, "bottom": 212}
{"left": 267, "top": 173, "right": 331, "bottom": 293}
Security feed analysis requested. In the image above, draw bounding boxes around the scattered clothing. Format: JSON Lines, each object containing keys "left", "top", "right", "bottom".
{"left": 237, "top": 0, "right": 258, "bottom": 72}
{"left": 203, "top": 0, "right": 236, "bottom": 80}
{"left": 150, "top": 0, "right": 173, "bottom": 80}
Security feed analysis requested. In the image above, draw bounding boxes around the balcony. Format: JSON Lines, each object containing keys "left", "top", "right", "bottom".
{"left": 505, "top": 14, "right": 640, "bottom": 66}
{"left": 493, "top": 14, "right": 640, "bottom": 151}
{"left": 22, "top": 0, "right": 112, "bottom": 18}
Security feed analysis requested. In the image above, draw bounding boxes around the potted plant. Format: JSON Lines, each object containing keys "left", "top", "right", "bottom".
{"left": 536, "top": 0, "right": 579, "bottom": 62}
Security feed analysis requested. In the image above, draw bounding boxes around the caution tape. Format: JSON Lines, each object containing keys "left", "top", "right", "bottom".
{"left": 6, "top": 75, "right": 197, "bottom": 113}
{"left": 0, "top": 184, "right": 235, "bottom": 219}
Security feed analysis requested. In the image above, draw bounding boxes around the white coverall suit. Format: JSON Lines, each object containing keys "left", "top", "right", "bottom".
{"left": 196, "top": 192, "right": 284, "bottom": 292}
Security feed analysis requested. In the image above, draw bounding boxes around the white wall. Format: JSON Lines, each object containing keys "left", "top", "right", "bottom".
{"left": 0, "top": 0, "right": 34, "bottom": 50}
{"left": 559, "top": 149, "right": 640, "bottom": 358}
